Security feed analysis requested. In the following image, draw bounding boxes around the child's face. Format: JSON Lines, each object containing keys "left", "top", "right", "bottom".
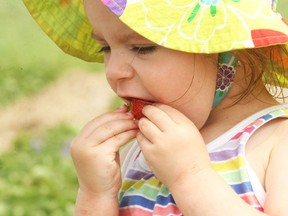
{"left": 84, "top": 0, "right": 218, "bottom": 127}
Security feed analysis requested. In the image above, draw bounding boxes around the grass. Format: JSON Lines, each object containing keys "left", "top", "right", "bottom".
{"left": 0, "top": 124, "right": 78, "bottom": 216}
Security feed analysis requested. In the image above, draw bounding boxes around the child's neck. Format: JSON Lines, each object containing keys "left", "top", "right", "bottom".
{"left": 200, "top": 89, "right": 279, "bottom": 144}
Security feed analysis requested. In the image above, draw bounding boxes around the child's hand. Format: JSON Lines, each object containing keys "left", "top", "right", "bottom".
{"left": 136, "top": 104, "right": 211, "bottom": 189}
{"left": 70, "top": 105, "right": 138, "bottom": 199}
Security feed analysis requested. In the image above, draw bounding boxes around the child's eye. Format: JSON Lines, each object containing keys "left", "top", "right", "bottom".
{"left": 97, "top": 45, "right": 156, "bottom": 55}
{"left": 133, "top": 46, "right": 156, "bottom": 54}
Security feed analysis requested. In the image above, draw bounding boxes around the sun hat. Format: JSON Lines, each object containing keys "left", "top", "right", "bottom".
{"left": 23, "top": 0, "right": 288, "bottom": 84}
{"left": 23, "top": 0, "right": 288, "bottom": 60}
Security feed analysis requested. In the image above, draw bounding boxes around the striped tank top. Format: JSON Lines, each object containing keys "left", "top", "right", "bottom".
{"left": 119, "top": 105, "right": 288, "bottom": 215}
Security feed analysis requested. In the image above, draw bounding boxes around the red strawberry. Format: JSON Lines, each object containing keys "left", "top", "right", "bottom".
{"left": 130, "top": 99, "right": 152, "bottom": 120}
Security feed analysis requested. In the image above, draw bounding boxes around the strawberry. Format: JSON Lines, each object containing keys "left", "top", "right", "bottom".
{"left": 130, "top": 99, "right": 152, "bottom": 120}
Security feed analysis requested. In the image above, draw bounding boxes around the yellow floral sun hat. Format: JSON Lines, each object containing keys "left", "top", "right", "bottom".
{"left": 23, "top": 0, "right": 288, "bottom": 63}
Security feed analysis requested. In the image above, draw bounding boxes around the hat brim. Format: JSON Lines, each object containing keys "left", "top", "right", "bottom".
{"left": 23, "top": 0, "right": 288, "bottom": 62}
{"left": 23, "top": 0, "right": 103, "bottom": 62}
{"left": 116, "top": 0, "right": 288, "bottom": 54}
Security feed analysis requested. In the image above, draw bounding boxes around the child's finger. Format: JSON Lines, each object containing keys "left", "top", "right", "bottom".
{"left": 136, "top": 132, "right": 153, "bottom": 149}
{"left": 102, "top": 129, "right": 139, "bottom": 152}
{"left": 138, "top": 117, "right": 162, "bottom": 142}
{"left": 84, "top": 119, "right": 138, "bottom": 146}
{"left": 80, "top": 111, "right": 133, "bottom": 138}
{"left": 154, "top": 104, "right": 192, "bottom": 125}
{"left": 141, "top": 105, "right": 175, "bottom": 132}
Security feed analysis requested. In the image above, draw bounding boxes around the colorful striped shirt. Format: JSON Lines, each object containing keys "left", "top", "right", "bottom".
{"left": 119, "top": 105, "right": 288, "bottom": 215}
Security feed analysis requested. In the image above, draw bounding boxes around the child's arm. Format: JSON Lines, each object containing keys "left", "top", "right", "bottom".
{"left": 71, "top": 106, "right": 138, "bottom": 215}
{"left": 74, "top": 189, "right": 119, "bottom": 216}
{"left": 73, "top": 144, "right": 132, "bottom": 215}
{"left": 169, "top": 120, "right": 288, "bottom": 216}
{"left": 168, "top": 167, "right": 266, "bottom": 216}
{"left": 262, "top": 120, "right": 288, "bottom": 215}
{"left": 137, "top": 104, "right": 288, "bottom": 215}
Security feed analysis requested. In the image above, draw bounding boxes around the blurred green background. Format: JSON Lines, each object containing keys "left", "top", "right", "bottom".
{"left": 0, "top": 0, "right": 103, "bottom": 107}
{"left": 0, "top": 0, "right": 287, "bottom": 215}
{"left": 278, "top": 0, "right": 288, "bottom": 20}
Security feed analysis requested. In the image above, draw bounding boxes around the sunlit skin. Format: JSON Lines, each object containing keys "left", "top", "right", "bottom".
{"left": 70, "top": 0, "right": 288, "bottom": 215}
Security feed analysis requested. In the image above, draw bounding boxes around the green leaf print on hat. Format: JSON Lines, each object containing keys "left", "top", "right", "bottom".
{"left": 187, "top": 0, "right": 240, "bottom": 22}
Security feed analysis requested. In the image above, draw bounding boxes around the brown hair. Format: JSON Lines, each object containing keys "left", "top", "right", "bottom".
{"left": 232, "top": 44, "right": 288, "bottom": 103}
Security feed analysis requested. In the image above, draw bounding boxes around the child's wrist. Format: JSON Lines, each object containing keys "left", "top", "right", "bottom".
{"left": 75, "top": 188, "right": 119, "bottom": 216}
{"left": 168, "top": 166, "right": 214, "bottom": 193}
{"left": 78, "top": 187, "right": 119, "bottom": 201}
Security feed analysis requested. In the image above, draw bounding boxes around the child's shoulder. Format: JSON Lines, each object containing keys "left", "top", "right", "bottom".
{"left": 265, "top": 118, "right": 288, "bottom": 157}
{"left": 246, "top": 116, "right": 288, "bottom": 188}
{"left": 248, "top": 116, "right": 288, "bottom": 151}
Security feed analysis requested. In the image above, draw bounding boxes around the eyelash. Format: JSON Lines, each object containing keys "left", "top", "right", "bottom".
{"left": 99, "top": 46, "right": 110, "bottom": 53}
{"left": 98, "top": 46, "right": 156, "bottom": 55}
{"left": 135, "top": 46, "right": 156, "bottom": 54}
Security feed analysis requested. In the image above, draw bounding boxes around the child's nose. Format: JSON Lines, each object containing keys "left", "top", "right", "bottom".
{"left": 105, "top": 53, "right": 135, "bottom": 82}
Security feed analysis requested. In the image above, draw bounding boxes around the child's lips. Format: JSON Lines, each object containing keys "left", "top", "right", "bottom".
{"left": 122, "top": 97, "right": 153, "bottom": 107}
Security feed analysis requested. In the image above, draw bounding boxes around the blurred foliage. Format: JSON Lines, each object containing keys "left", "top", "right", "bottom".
{"left": 0, "top": 0, "right": 103, "bottom": 107}
{"left": 0, "top": 124, "right": 78, "bottom": 216}
{"left": 278, "top": 0, "right": 288, "bottom": 20}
